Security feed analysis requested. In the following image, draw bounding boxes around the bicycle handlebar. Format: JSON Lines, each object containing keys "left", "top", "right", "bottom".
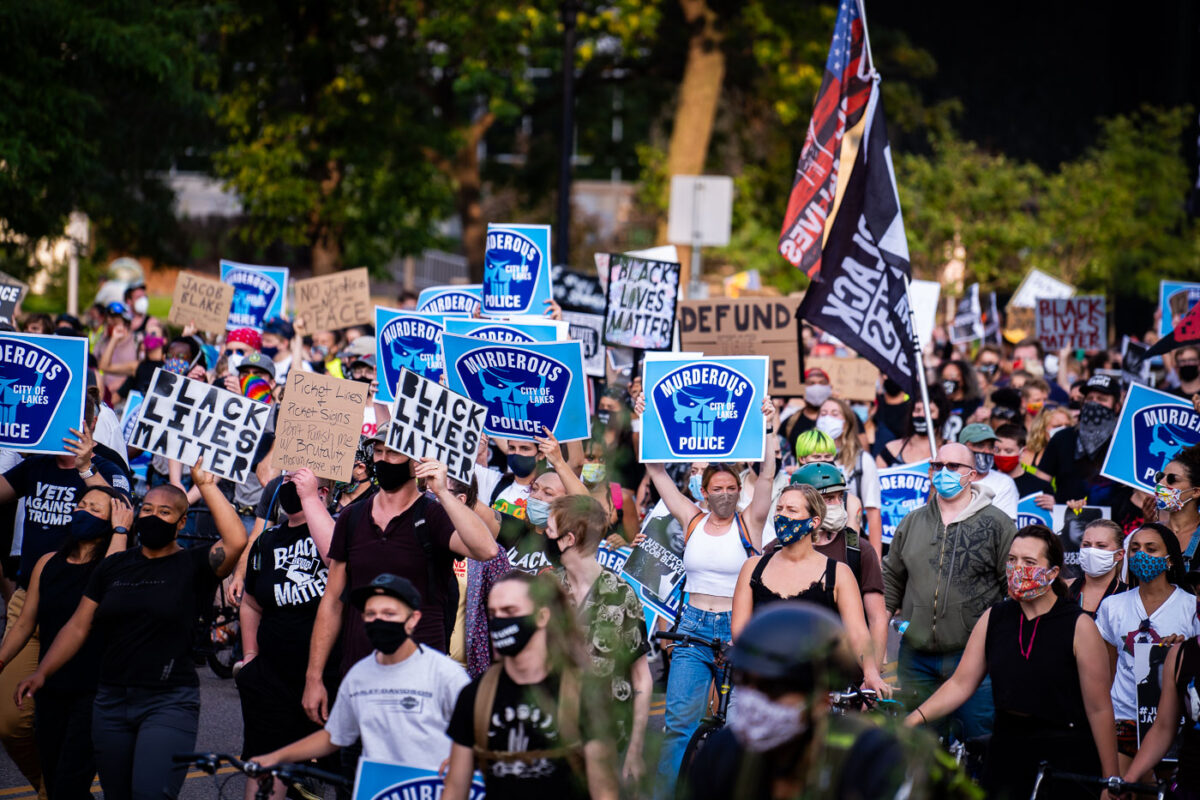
{"left": 1033, "top": 762, "right": 1163, "bottom": 797}
{"left": 172, "top": 752, "right": 351, "bottom": 790}
{"left": 654, "top": 631, "right": 725, "bottom": 652}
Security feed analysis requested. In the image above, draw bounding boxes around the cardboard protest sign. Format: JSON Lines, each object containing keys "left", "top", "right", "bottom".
{"left": 441, "top": 333, "right": 591, "bottom": 442}
{"left": 551, "top": 266, "right": 606, "bottom": 313}
{"left": 950, "top": 284, "right": 983, "bottom": 344}
{"left": 443, "top": 317, "right": 560, "bottom": 345}
{"left": 621, "top": 501, "right": 685, "bottom": 602}
{"left": 1036, "top": 296, "right": 1106, "bottom": 351}
{"left": 603, "top": 254, "right": 681, "bottom": 350}
{"left": 220, "top": 260, "right": 289, "bottom": 331}
{"left": 352, "top": 760, "right": 485, "bottom": 800}
{"left": 878, "top": 460, "right": 931, "bottom": 544}
{"left": 1051, "top": 504, "right": 1111, "bottom": 581}
{"left": 640, "top": 354, "right": 767, "bottom": 463}
{"left": 561, "top": 310, "right": 606, "bottom": 378}
{"left": 1100, "top": 383, "right": 1200, "bottom": 494}
{"left": 130, "top": 369, "right": 270, "bottom": 483}
{"left": 1159, "top": 280, "right": 1200, "bottom": 338}
{"left": 168, "top": 273, "right": 236, "bottom": 335}
{"left": 678, "top": 297, "right": 804, "bottom": 395}
{"left": 1009, "top": 268, "right": 1075, "bottom": 308}
{"left": 293, "top": 268, "right": 372, "bottom": 332}
{"left": 804, "top": 356, "right": 878, "bottom": 403}
{"left": 0, "top": 333, "right": 88, "bottom": 454}
{"left": 0, "top": 272, "right": 28, "bottom": 327}
{"left": 386, "top": 368, "right": 486, "bottom": 483}
{"left": 417, "top": 284, "right": 481, "bottom": 316}
{"left": 274, "top": 371, "right": 366, "bottom": 482}
{"left": 481, "top": 223, "right": 553, "bottom": 316}
{"left": 374, "top": 307, "right": 446, "bottom": 403}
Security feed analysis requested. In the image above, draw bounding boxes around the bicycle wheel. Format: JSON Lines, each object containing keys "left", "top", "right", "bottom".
{"left": 675, "top": 721, "right": 722, "bottom": 800}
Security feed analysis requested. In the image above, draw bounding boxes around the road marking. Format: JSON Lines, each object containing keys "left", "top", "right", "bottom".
{"left": 0, "top": 766, "right": 239, "bottom": 798}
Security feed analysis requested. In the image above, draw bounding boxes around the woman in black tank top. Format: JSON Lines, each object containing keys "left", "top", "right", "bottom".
{"left": 731, "top": 484, "right": 889, "bottom": 697}
{"left": 905, "top": 525, "right": 1119, "bottom": 799}
{"left": 1123, "top": 635, "right": 1200, "bottom": 794}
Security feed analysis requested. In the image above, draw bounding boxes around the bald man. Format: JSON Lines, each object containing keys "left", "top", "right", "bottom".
{"left": 883, "top": 442, "right": 1016, "bottom": 742}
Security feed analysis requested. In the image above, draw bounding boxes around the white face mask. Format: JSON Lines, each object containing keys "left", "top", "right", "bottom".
{"left": 821, "top": 501, "right": 848, "bottom": 532}
{"left": 133, "top": 296, "right": 149, "bottom": 316}
{"left": 1047, "top": 425, "right": 1066, "bottom": 440}
{"left": 815, "top": 416, "right": 844, "bottom": 440}
{"left": 1078, "top": 547, "right": 1119, "bottom": 578}
{"left": 727, "top": 687, "right": 808, "bottom": 752}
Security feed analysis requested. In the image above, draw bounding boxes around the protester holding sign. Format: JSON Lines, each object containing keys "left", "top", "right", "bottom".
{"left": 1065, "top": 519, "right": 1127, "bottom": 616}
{"left": 1121, "top": 634, "right": 1200, "bottom": 793}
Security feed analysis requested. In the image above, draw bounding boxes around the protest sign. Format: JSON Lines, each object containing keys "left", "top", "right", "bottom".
{"left": 1159, "top": 280, "right": 1200, "bottom": 337}
{"left": 352, "top": 760, "right": 485, "bottom": 800}
{"left": 560, "top": 310, "right": 606, "bottom": 378}
{"left": 386, "top": 368, "right": 486, "bottom": 483}
{"left": 804, "top": 356, "right": 878, "bottom": 402}
{"left": 0, "top": 272, "right": 28, "bottom": 327}
{"left": 907, "top": 279, "right": 940, "bottom": 349}
{"left": 950, "top": 284, "right": 984, "bottom": 344}
{"left": 373, "top": 307, "right": 446, "bottom": 403}
{"left": 275, "top": 371, "right": 366, "bottom": 482}
{"left": 1051, "top": 504, "right": 1110, "bottom": 581}
{"left": 982, "top": 291, "right": 1002, "bottom": 344}
{"left": 603, "top": 254, "right": 681, "bottom": 350}
{"left": 168, "top": 272, "right": 236, "bottom": 335}
{"left": 444, "top": 317, "right": 560, "bottom": 345}
{"left": 1009, "top": 268, "right": 1075, "bottom": 308}
{"left": 677, "top": 297, "right": 804, "bottom": 395}
{"left": 1036, "top": 296, "right": 1107, "bottom": 351}
{"left": 220, "top": 260, "right": 289, "bottom": 331}
{"left": 640, "top": 354, "right": 767, "bottom": 463}
{"left": 130, "top": 369, "right": 270, "bottom": 483}
{"left": 481, "top": 223, "right": 553, "bottom": 316}
{"left": 442, "top": 333, "right": 591, "bottom": 442}
{"left": 0, "top": 332, "right": 88, "bottom": 455}
{"left": 621, "top": 501, "right": 685, "bottom": 602}
{"left": 551, "top": 265, "right": 606, "bottom": 313}
{"left": 417, "top": 284, "right": 481, "bottom": 316}
{"left": 1135, "top": 643, "right": 1183, "bottom": 756}
{"left": 1015, "top": 493, "right": 1053, "bottom": 530}
{"left": 120, "top": 392, "right": 145, "bottom": 444}
{"left": 1004, "top": 306, "right": 1036, "bottom": 342}
{"left": 1100, "top": 383, "right": 1200, "bottom": 494}
{"left": 878, "top": 460, "right": 931, "bottom": 544}
{"left": 1121, "top": 336, "right": 1153, "bottom": 387}
{"left": 293, "top": 268, "right": 372, "bottom": 332}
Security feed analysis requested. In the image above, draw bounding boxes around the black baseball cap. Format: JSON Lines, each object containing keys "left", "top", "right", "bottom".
{"left": 1084, "top": 373, "right": 1121, "bottom": 399}
{"left": 350, "top": 573, "right": 422, "bottom": 611}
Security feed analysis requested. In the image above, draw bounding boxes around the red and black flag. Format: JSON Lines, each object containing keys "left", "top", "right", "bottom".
{"left": 1147, "top": 300, "right": 1200, "bottom": 357}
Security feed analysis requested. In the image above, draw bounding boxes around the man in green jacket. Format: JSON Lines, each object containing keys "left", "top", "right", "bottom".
{"left": 883, "top": 442, "right": 1017, "bottom": 741}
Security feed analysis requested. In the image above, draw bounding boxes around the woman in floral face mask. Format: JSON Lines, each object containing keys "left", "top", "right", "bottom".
{"left": 906, "top": 525, "right": 1118, "bottom": 799}
{"left": 1094, "top": 523, "right": 1199, "bottom": 775}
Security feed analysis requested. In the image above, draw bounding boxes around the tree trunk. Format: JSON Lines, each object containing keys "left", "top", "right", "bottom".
{"left": 658, "top": 0, "right": 725, "bottom": 288}
{"left": 311, "top": 159, "right": 343, "bottom": 275}
{"left": 456, "top": 112, "right": 496, "bottom": 283}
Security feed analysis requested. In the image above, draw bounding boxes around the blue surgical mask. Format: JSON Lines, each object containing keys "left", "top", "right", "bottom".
{"left": 932, "top": 467, "right": 967, "bottom": 499}
{"left": 1128, "top": 550, "right": 1170, "bottom": 583}
{"left": 688, "top": 474, "right": 703, "bottom": 500}
{"left": 774, "top": 515, "right": 815, "bottom": 546}
{"left": 526, "top": 496, "right": 550, "bottom": 527}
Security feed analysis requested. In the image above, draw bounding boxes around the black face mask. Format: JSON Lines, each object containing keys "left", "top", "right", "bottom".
{"left": 364, "top": 619, "right": 410, "bottom": 655}
{"left": 507, "top": 453, "right": 538, "bottom": 478}
{"left": 1180, "top": 364, "right": 1200, "bottom": 383}
{"left": 279, "top": 481, "right": 303, "bottom": 514}
{"left": 597, "top": 409, "right": 611, "bottom": 427}
{"left": 70, "top": 510, "right": 110, "bottom": 542}
{"left": 911, "top": 416, "right": 929, "bottom": 435}
{"left": 352, "top": 375, "right": 373, "bottom": 385}
{"left": 374, "top": 459, "right": 413, "bottom": 492}
{"left": 488, "top": 613, "right": 540, "bottom": 656}
{"left": 544, "top": 533, "right": 572, "bottom": 566}
{"left": 882, "top": 377, "right": 903, "bottom": 397}
{"left": 136, "top": 514, "right": 179, "bottom": 549}
{"left": 942, "top": 379, "right": 960, "bottom": 396}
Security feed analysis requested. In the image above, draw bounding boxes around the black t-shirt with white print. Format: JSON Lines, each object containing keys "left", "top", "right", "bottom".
{"left": 244, "top": 521, "right": 328, "bottom": 674}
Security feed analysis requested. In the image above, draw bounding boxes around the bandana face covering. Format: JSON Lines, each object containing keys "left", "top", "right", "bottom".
{"left": 1076, "top": 402, "right": 1117, "bottom": 458}
{"left": 1006, "top": 563, "right": 1055, "bottom": 601}
{"left": 727, "top": 687, "right": 808, "bottom": 753}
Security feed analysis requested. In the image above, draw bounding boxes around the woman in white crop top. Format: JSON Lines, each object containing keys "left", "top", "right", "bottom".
{"left": 636, "top": 395, "right": 777, "bottom": 788}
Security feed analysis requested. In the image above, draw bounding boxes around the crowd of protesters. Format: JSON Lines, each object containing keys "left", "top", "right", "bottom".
{"left": 0, "top": 285, "right": 1197, "bottom": 800}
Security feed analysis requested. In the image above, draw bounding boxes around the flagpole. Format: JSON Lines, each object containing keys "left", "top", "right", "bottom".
{"left": 855, "top": 0, "right": 876, "bottom": 73}
{"left": 903, "top": 274, "right": 938, "bottom": 458}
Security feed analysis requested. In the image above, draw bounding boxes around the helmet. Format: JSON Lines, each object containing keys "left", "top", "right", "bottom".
{"left": 791, "top": 462, "right": 845, "bottom": 492}
{"left": 729, "top": 602, "right": 856, "bottom": 690}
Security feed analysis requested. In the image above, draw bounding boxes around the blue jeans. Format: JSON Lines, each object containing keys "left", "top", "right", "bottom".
{"left": 656, "top": 605, "right": 731, "bottom": 795}
{"left": 898, "top": 640, "right": 994, "bottom": 742}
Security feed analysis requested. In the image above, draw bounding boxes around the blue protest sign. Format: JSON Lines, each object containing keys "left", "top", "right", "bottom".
{"left": 1100, "top": 383, "right": 1200, "bottom": 493}
{"left": 481, "top": 223, "right": 553, "bottom": 317}
{"left": 220, "top": 260, "right": 289, "bottom": 331}
{"left": 441, "top": 333, "right": 590, "bottom": 442}
{"left": 417, "top": 284, "right": 482, "bottom": 316}
{"left": 119, "top": 392, "right": 151, "bottom": 487}
{"left": 0, "top": 333, "right": 87, "bottom": 455}
{"left": 352, "top": 760, "right": 485, "bottom": 800}
{"left": 878, "top": 460, "right": 931, "bottom": 545}
{"left": 639, "top": 355, "right": 767, "bottom": 463}
{"left": 1159, "top": 280, "right": 1200, "bottom": 337}
{"left": 1016, "top": 493, "right": 1053, "bottom": 529}
{"left": 375, "top": 308, "right": 446, "bottom": 403}
{"left": 444, "top": 317, "right": 560, "bottom": 345}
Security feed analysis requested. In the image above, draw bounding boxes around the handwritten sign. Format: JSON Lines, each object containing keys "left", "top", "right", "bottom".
{"left": 678, "top": 297, "right": 803, "bottom": 395}
{"left": 804, "top": 356, "right": 878, "bottom": 402}
{"left": 168, "top": 273, "right": 236, "bottom": 336}
{"left": 275, "top": 371, "right": 365, "bottom": 481}
{"left": 1036, "top": 296, "right": 1106, "bottom": 351}
{"left": 131, "top": 369, "right": 270, "bottom": 483}
{"left": 602, "top": 254, "right": 680, "bottom": 350}
{"left": 386, "top": 368, "right": 486, "bottom": 483}
{"left": 293, "top": 268, "right": 372, "bottom": 332}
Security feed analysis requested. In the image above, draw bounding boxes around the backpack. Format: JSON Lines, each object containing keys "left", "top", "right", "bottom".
{"left": 471, "top": 665, "right": 585, "bottom": 774}
{"left": 343, "top": 493, "right": 459, "bottom": 646}
{"left": 684, "top": 511, "right": 760, "bottom": 557}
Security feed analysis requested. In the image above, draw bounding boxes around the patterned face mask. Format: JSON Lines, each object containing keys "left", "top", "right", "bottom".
{"left": 773, "top": 515, "right": 815, "bottom": 546}
{"left": 1155, "top": 483, "right": 1193, "bottom": 512}
{"left": 1006, "top": 563, "right": 1055, "bottom": 601}
{"left": 1128, "top": 550, "right": 1171, "bottom": 583}
{"left": 164, "top": 357, "right": 190, "bottom": 375}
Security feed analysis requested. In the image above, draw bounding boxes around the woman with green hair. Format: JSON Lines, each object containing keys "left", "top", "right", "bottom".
{"left": 793, "top": 430, "right": 864, "bottom": 529}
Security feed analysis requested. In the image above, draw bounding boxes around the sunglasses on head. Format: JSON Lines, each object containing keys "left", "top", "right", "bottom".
{"left": 930, "top": 461, "right": 973, "bottom": 473}
{"left": 1155, "top": 471, "right": 1187, "bottom": 486}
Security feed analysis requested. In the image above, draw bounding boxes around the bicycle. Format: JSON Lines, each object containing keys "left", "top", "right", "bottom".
{"left": 1028, "top": 762, "right": 1167, "bottom": 800}
{"left": 654, "top": 630, "right": 732, "bottom": 798}
{"left": 173, "top": 752, "right": 351, "bottom": 800}
{"left": 828, "top": 687, "right": 906, "bottom": 716}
